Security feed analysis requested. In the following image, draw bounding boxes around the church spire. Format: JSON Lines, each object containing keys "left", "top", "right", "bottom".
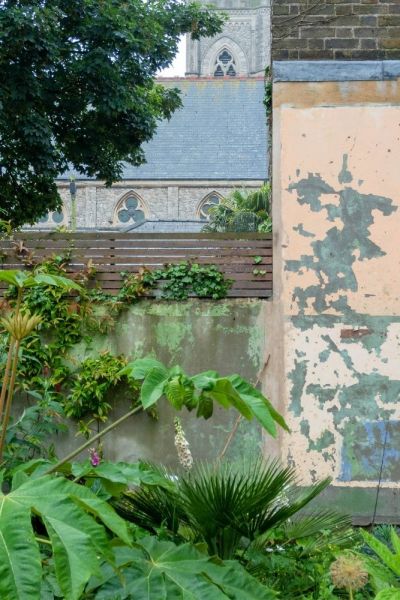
{"left": 185, "top": 0, "right": 270, "bottom": 77}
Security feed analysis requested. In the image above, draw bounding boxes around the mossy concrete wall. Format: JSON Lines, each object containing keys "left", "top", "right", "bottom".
{"left": 272, "top": 61, "right": 400, "bottom": 522}
{"left": 54, "top": 299, "right": 272, "bottom": 466}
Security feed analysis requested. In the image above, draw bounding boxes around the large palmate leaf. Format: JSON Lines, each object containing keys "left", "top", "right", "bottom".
{"left": 122, "top": 357, "right": 288, "bottom": 437}
{"left": 91, "top": 537, "right": 276, "bottom": 599}
{"left": 0, "top": 495, "right": 42, "bottom": 599}
{"left": 0, "top": 475, "right": 131, "bottom": 600}
{"left": 0, "top": 269, "right": 82, "bottom": 291}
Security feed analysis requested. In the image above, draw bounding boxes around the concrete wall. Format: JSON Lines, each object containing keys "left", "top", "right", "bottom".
{"left": 48, "top": 299, "right": 271, "bottom": 467}
{"left": 272, "top": 60, "right": 400, "bottom": 521}
{"left": 272, "top": 0, "right": 400, "bottom": 61}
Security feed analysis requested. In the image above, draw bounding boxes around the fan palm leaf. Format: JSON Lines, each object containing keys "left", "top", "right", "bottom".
{"left": 116, "top": 459, "right": 335, "bottom": 560}
{"left": 179, "top": 460, "right": 331, "bottom": 558}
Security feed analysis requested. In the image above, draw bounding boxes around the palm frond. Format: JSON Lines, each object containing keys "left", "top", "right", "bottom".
{"left": 202, "top": 185, "right": 271, "bottom": 233}
{"left": 179, "top": 460, "right": 331, "bottom": 558}
{"left": 112, "top": 463, "right": 184, "bottom": 534}
{"left": 246, "top": 184, "right": 271, "bottom": 213}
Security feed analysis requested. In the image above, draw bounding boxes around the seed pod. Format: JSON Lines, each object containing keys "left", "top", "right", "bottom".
{"left": 0, "top": 311, "right": 42, "bottom": 341}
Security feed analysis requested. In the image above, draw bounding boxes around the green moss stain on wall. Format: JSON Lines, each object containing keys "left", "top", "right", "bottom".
{"left": 155, "top": 320, "right": 195, "bottom": 357}
{"left": 61, "top": 299, "right": 268, "bottom": 466}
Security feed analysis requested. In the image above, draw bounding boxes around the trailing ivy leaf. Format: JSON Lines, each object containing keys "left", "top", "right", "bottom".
{"left": 92, "top": 537, "right": 276, "bottom": 599}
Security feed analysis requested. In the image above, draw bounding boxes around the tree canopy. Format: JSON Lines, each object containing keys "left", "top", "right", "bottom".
{"left": 0, "top": 0, "right": 223, "bottom": 227}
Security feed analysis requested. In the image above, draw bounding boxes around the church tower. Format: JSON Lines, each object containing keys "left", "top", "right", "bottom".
{"left": 185, "top": 0, "right": 270, "bottom": 77}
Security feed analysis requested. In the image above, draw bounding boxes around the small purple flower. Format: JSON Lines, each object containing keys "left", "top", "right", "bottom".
{"left": 89, "top": 447, "right": 101, "bottom": 467}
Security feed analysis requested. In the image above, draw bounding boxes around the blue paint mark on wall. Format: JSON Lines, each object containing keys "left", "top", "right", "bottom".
{"left": 340, "top": 420, "right": 400, "bottom": 482}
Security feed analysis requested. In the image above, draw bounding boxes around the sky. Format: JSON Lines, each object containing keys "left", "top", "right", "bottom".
{"left": 159, "top": 37, "right": 186, "bottom": 77}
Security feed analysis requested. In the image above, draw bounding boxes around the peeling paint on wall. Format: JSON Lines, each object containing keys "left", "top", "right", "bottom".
{"left": 274, "top": 97, "right": 400, "bottom": 517}
{"left": 285, "top": 157, "right": 397, "bottom": 315}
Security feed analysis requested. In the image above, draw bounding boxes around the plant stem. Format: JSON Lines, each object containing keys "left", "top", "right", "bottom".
{"left": 35, "top": 537, "right": 52, "bottom": 546}
{"left": 0, "top": 339, "right": 20, "bottom": 461}
{"left": 216, "top": 354, "right": 270, "bottom": 462}
{"left": 217, "top": 415, "right": 242, "bottom": 462}
{"left": 45, "top": 405, "right": 143, "bottom": 474}
{"left": 349, "top": 589, "right": 353, "bottom": 600}
{"left": 0, "top": 339, "right": 15, "bottom": 422}
{"left": 0, "top": 288, "right": 22, "bottom": 426}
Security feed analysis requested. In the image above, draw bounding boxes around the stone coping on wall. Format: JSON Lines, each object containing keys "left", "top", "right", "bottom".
{"left": 273, "top": 60, "right": 400, "bottom": 83}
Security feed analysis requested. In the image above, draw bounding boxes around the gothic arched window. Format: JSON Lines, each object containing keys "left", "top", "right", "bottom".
{"left": 38, "top": 209, "right": 66, "bottom": 226}
{"left": 214, "top": 49, "right": 236, "bottom": 77}
{"left": 198, "top": 193, "right": 222, "bottom": 220}
{"left": 114, "top": 193, "right": 146, "bottom": 225}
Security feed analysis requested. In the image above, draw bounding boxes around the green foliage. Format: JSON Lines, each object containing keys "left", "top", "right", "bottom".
{"left": 113, "top": 460, "right": 341, "bottom": 560}
{"left": 0, "top": 466, "right": 276, "bottom": 600}
{"left": 203, "top": 185, "right": 272, "bottom": 233}
{"left": 1, "top": 259, "right": 144, "bottom": 445}
{"left": 0, "top": 269, "right": 84, "bottom": 463}
{"left": 142, "top": 261, "right": 233, "bottom": 300}
{"left": 0, "top": 0, "right": 223, "bottom": 226}
{"left": 264, "top": 66, "right": 272, "bottom": 118}
{"left": 4, "top": 389, "right": 67, "bottom": 471}
{"left": 0, "top": 473, "right": 131, "bottom": 600}
{"left": 0, "top": 269, "right": 82, "bottom": 291}
{"left": 64, "top": 351, "right": 140, "bottom": 435}
{"left": 360, "top": 527, "right": 400, "bottom": 595}
{"left": 121, "top": 357, "right": 288, "bottom": 436}
{"left": 13, "top": 457, "right": 173, "bottom": 500}
{"left": 87, "top": 537, "right": 276, "bottom": 599}
{"left": 246, "top": 513, "right": 356, "bottom": 599}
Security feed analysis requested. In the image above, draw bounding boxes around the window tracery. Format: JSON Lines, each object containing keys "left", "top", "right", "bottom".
{"left": 198, "top": 193, "right": 221, "bottom": 220}
{"left": 38, "top": 209, "right": 65, "bottom": 226}
{"left": 115, "top": 194, "right": 146, "bottom": 225}
{"left": 213, "top": 49, "right": 236, "bottom": 77}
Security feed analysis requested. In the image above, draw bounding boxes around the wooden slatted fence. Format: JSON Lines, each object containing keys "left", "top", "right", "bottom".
{"left": 0, "top": 232, "right": 272, "bottom": 298}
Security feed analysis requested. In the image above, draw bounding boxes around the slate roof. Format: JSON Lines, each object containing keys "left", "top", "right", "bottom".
{"left": 60, "top": 78, "right": 268, "bottom": 181}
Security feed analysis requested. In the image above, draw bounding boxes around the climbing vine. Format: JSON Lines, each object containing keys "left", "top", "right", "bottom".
{"left": 64, "top": 352, "right": 140, "bottom": 437}
{"left": 142, "top": 262, "right": 233, "bottom": 300}
{"left": 0, "top": 251, "right": 232, "bottom": 442}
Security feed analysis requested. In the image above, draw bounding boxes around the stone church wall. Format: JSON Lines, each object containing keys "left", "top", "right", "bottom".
{"left": 34, "top": 181, "right": 263, "bottom": 230}
{"left": 186, "top": 1, "right": 270, "bottom": 76}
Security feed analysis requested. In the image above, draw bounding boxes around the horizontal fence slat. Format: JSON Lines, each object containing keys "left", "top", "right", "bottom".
{"left": 0, "top": 233, "right": 273, "bottom": 300}
{"left": 1, "top": 239, "right": 272, "bottom": 249}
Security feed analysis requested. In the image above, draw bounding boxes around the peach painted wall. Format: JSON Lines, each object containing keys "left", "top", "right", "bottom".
{"left": 272, "top": 79, "right": 400, "bottom": 519}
